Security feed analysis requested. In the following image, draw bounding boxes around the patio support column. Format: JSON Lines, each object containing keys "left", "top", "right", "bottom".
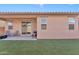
{"left": 37, "top": 17, "right": 41, "bottom": 39}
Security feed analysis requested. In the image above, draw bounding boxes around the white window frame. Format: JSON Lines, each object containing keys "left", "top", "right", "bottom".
{"left": 68, "top": 17, "right": 76, "bottom": 30}
{"left": 40, "top": 17, "right": 48, "bottom": 31}
{"left": 68, "top": 18, "right": 76, "bottom": 24}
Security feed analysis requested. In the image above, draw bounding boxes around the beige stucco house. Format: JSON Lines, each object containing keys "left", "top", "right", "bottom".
{"left": 0, "top": 12, "right": 79, "bottom": 39}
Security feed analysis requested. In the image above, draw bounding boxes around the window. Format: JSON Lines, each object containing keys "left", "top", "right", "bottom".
{"left": 40, "top": 17, "right": 47, "bottom": 30}
{"left": 68, "top": 18, "right": 75, "bottom": 23}
{"left": 41, "top": 24, "right": 47, "bottom": 30}
{"left": 8, "top": 26, "right": 13, "bottom": 29}
{"left": 68, "top": 18, "right": 75, "bottom": 30}
{"left": 8, "top": 20, "right": 13, "bottom": 30}
{"left": 69, "top": 24, "right": 74, "bottom": 30}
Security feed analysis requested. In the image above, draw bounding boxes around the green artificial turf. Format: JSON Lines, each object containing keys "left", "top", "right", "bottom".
{"left": 0, "top": 39, "right": 79, "bottom": 55}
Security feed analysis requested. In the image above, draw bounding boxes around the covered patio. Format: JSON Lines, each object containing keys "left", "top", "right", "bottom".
{"left": 0, "top": 13, "right": 37, "bottom": 39}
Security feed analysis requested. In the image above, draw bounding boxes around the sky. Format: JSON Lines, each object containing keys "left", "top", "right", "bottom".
{"left": 0, "top": 4, "right": 79, "bottom": 12}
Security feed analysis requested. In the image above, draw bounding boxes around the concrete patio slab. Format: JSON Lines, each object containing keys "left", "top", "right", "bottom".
{"left": 2, "top": 36, "right": 37, "bottom": 40}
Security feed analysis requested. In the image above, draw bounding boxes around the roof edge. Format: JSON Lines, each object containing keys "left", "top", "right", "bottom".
{"left": 0, "top": 12, "right": 79, "bottom": 15}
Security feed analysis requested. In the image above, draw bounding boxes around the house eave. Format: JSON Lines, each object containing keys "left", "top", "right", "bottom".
{"left": 0, "top": 12, "right": 78, "bottom": 15}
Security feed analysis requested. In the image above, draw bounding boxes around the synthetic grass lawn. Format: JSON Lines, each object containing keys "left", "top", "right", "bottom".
{"left": 0, "top": 40, "right": 79, "bottom": 55}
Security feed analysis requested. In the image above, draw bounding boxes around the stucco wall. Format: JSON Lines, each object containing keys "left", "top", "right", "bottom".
{"left": 37, "top": 15, "right": 79, "bottom": 39}
{"left": 1, "top": 13, "right": 79, "bottom": 39}
{"left": 0, "top": 27, "right": 5, "bottom": 35}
